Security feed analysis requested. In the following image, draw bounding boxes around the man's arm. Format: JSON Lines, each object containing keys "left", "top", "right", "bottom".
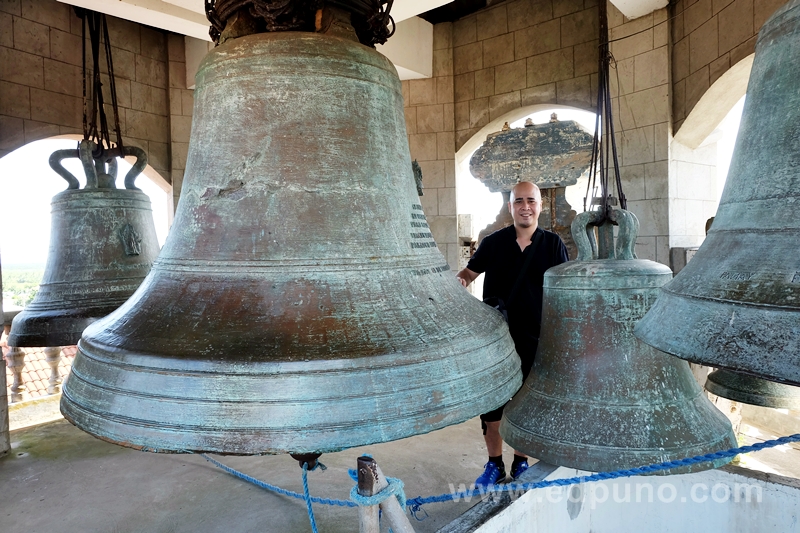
{"left": 456, "top": 267, "right": 479, "bottom": 288}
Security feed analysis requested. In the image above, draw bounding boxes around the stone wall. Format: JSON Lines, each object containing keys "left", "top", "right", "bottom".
{"left": 452, "top": 0, "right": 600, "bottom": 153}
{"left": 166, "top": 34, "right": 192, "bottom": 208}
{"left": 608, "top": 5, "right": 671, "bottom": 263}
{"left": 671, "top": 0, "right": 787, "bottom": 133}
{"left": 402, "top": 23, "right": 459, "bottom": 270}
{"left": 0, "top": 0, "right": 182, "bottom": 187}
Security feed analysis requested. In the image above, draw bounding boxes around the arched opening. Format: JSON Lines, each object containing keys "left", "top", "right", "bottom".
{"left": 669, "top": 55, "right": 751, "bottom": 251}
{"left": 455, "top": 104, "right": 596, "bottom": 297}
{"left": 456, "top": 105, "right": 597, "bottom": 234}
{"left": 0, "top": 136, "right": 172, "bottom": 310}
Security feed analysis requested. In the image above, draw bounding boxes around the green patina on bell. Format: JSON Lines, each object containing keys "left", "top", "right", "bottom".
{"left": 8, "top": 141, "right": 158, "bottom": 348}
{"left": 500, "top": 209, "right": 736, "bottom": 474}
{"left": 705, "top": 369, "right": 800, "bottom": 409}
{"left": 634, "top": 0, "right": 800, "bottom": 387}
{"left": 60, "top": 26, "right": 522, "bottom": 455}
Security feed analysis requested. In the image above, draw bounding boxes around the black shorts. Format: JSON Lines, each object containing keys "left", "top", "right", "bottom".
{"left": 479, "top": 337, "right": 538, "bottom": 427}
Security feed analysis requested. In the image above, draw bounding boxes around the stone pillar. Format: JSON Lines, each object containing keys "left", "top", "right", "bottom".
{"left": 1, "top": 259, "right": 8, "bottom": 453}
{"left": 404, "top": 22, "right": 459, "bottom": 270}
{"left": 608, "top": 3, "right": 671, "bottom": 265}
{"left": 6, "top": 346, "right": 26, "bottom": 404}
{"left": 1, "top": 352, "right": 8, "bottom": 455}
{"left": 43, "top": 346, "right": 62, "bottom": 394}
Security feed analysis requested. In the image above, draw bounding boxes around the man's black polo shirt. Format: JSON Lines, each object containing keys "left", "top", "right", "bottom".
{"left": 466, "top": 225, "right": 569, "bottom": 344}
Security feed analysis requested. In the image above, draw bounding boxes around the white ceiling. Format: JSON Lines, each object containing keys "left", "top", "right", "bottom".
{"left": 56, "top": 0, "right": 667, "bottom": 42}
{"left": 56, "top": 0, "right": 668, "bottom": 80}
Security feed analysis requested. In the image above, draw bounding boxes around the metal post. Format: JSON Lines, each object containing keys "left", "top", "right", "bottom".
{"left": 356, "top": 456, "right": 415, "bottom": 533}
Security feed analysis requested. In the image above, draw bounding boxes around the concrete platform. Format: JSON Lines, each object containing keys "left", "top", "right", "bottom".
{"left": 2, "top": 404, "right": 799, "bottom": 533}
{"left": 1, "top": 417, "right": 504, "bottom": 533}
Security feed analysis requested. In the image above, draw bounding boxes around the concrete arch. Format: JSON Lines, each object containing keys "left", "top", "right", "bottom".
{"left": 673, "top": 54, "right": 754, "bottom": 150}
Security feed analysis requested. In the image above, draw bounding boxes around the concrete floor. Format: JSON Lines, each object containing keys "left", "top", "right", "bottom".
{"left": 1, "top": 416, "right": 503, "bottom": 533}
{"left": 3, "top": 406, "right": 799, "bottom": 533}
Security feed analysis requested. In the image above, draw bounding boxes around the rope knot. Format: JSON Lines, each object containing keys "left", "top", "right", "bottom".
{"left": 350, "top": 476, "right": 407, "bottom": 511}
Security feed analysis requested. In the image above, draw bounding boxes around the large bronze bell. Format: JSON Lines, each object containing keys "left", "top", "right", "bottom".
{"left": 705, "top": 369, "right": 800, "bottom": 409}
{"left": 500, "top": 209, "right": 736, "bottom": 473}
{"left": 8, "top": 141, "right": 159, "bottom": 348}
{"left": 634, "top": 0, "right": 800, "bottom": 387}
{"left": 60, "top": 30, "right": 522, "bottom": 455}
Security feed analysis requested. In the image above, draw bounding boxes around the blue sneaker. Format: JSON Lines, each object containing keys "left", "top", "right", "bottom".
{"left": 475, "top": 462, "right": 506, "bottom": 487}
{"left": 510, "top": 460, "right": 529, "bottom": 480}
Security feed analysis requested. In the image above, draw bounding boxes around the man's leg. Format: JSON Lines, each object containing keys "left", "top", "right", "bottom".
{"left": 475, "top": 411, "right": 507, "bottom": 486}
{"left": 483, "top": 420, "right": 504, "bottom": 456}
{"left": 485, "top": 420, "right": 529, "bottom": 480}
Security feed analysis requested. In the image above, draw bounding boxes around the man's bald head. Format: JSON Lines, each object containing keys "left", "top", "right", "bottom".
{"left": 510, "top": 181, "right": 541, "bottom": 202}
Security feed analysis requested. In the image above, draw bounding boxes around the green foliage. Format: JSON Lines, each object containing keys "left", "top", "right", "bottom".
{"left": 2, "top": 268, "right": 44, "bottom": 307}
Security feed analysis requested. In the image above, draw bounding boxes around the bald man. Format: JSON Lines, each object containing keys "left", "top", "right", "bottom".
{"left": 456, "top": 181, "right": 569, "bottom": 486}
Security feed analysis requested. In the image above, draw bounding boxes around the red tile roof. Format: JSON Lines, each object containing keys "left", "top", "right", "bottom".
{"left": 2, "top": 330, "right": 77, "bottom": 400}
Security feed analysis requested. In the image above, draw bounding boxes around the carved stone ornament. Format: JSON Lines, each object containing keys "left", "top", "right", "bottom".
{"left": 469, "top": 119, "right": 594, "bottom": 193}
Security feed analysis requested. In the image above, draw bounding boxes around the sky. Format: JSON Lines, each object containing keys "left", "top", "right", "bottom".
{"left": 0, "top": 139, "right": 170, "bottom": 267}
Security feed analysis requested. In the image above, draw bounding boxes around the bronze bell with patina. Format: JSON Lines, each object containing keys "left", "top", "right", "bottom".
{"left": 705, "top": 369, "right": 800, "bottom": 409}
{"left": 635, "top": 0, "right": 800, "bottom": 387}
{"left": 60, "top": 4, "right": 522, "bottom": 455}
{"left": 8, "top": 140, "right": 159, "bottom": 348}
{"left": 500, "top": 209, "right": 736, "bottom": 473}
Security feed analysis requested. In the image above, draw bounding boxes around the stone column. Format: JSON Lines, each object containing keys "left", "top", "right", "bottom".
{"left": 43, "top": 346, "right": 62, "bottom": 394}
{"left": 1, "top": 323, "right": 9, "bottom": 454}
{"left": 6, "top": 346, "right": 26, "bottom": 403}
{"left": 404, "top": 22, "right": 459, "bottom": 270}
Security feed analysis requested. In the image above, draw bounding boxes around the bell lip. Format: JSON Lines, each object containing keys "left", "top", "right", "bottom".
{"left": 60, "top": 343, "right": 524, "bottom": 455}
{"left": 8, "top": 311, "right": 100, "bottom": 348}
{"left": 634, "top": 288, "right": 800, "bottom": 387}
{"left": 705, "top": 370, "right": 800, "bottom": 409}
{"left": 499, "top": 415, "right": 736, "bottom": 475}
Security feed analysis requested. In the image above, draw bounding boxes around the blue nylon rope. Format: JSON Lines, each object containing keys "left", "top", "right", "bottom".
{"left": 301, "top": 462, "right": 320, "bottom": 533}
{"left": 203, "top": 433, "right": 800, "bottom": 526}
{"left": 404, "top": 433, "right": 800, "bottom": 514}
{"left": 200, "top": 454, "right": 357, "bottom": 508}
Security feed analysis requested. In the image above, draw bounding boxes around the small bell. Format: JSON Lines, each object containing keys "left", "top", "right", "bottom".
{"left": 500, "top": 209, "right": 736, "bottom": 473}
{"left": 705, "top": 369, "right": 800, "bottom": 409}
{"left": 8, "top": 140, "right": 159, "bottom": 348}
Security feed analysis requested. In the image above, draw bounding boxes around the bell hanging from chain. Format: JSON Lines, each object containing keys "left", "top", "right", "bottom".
{"left": 500, "top": 209, "right": 736, "bottom": 473}
{"left": 635, "top": 0, "right": 800, "bottom": 387}
{"left": 705, "top": 369, "right": 800, "bottom": 409}
{"left": 60, "top": 8, "right": 522, "bottom": 455}
{"left": 8, "top": 141, "right": 159, "bottom": 348}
